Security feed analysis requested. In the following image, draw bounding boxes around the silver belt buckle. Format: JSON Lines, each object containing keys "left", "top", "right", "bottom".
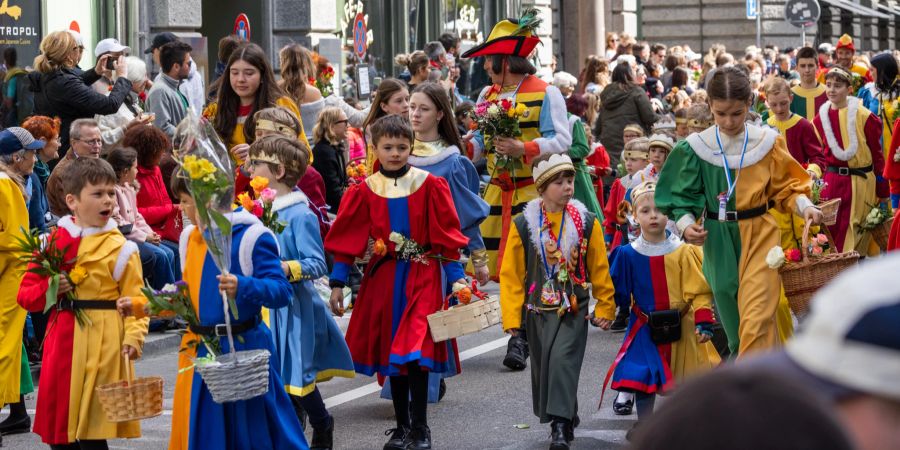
{"left": 214, "top": 324, "right": 229, "bottom": 337}
{"left": 838, "top": 167, "right": 850, "bottom": 176}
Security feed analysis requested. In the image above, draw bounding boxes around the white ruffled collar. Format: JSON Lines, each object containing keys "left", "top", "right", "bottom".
{"left": 522, "top": 198, "right": 589, "bottom": 264}
{"left": 272, "top": 190, "right": 310, "bottom": 212}
{"left": 819, "top": 97, "right": 859, "bottom": 161}
{"left": 57, "top": 215, "right": 118, "bottom": 237}
{"left": 686, "top": 124, "right": 777, "bottom": 168}
{"left": 631, "top": 232, "right": 683, "bottom": 257}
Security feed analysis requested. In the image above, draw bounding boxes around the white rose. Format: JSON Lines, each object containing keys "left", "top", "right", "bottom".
{"left": 487, "top": 104, "right": 500, "bottom": 116}
{"left": 766, "top": 246, "right": 786, "bottom": 269}
{"left": 866, "top": 208, "right": 882, "bottom": 225}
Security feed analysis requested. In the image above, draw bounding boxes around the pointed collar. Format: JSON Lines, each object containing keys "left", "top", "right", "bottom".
{"left": 686, "top": 124, "right": 777, "bottom": 168}
{"left": 57, "top": 215, "right": 118, "bottom": 237}
{"left": 631, "top": 232, "right": 683, "bottom": 257}
{"left": 409, "top": 140, "right": 460, "bottom": 167}
{"left": 272, "top": 189, "right": 310, "bottom": 212}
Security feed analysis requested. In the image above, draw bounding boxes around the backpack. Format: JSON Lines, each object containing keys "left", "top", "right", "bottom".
{"left": 1, "top": 72, "right": 33, "bottom": 127}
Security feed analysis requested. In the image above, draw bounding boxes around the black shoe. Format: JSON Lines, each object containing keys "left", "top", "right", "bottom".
{"left": 310, "top": 417, "right": 334, "bottom": 450}
{"left": 503, "top": 334, "right": 528, "bottom": 371}
{"left": 406, "top": 425, "right": 432, "bottom": 450}
{"left": 610, "top": 312, "right": 628, "bottom": 333}
{"left": 0, "top": 413, "right": 30, "bottom": 435}
{"left": 613, "top": 394, "right": 634, "bottom": 416}
{"left": 383, "top": 426, "right": 410, "bottom": 450}
{"left": 564, "top": 415, "right": 579, "bottom": 442}
{"left": 438, "top": 379, "right": 447, "bottom": 401}
{"left": 549, "top": 421, "right": 570, "bottom": 450}
{"left": 626, "top": 422, "right": 639, "bottom": 441}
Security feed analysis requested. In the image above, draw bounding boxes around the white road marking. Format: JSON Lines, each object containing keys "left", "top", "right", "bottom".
{"left": 323, "top": 335, "right": 511, "bottom": 408}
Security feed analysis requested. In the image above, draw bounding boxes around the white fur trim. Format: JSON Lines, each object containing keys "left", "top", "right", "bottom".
{"left": 686, "top": 124, "right": 777, "bottom": 168}
{"left": 408, "top": 144, "right": 461, "bottom": 167}
{"left": 178, "top": 224, "right": 196, "bottom": 273}
{"left": 272, "top": 190, "right": 309, "bottom": 212}
{"left": 819, "top": 98, "right": 860, "bottom": 161}
{"left": 631, "top": 233, "right": 683, "bottom": 257}
{"left": 239, "top": 223, "right": 276, "bottom": 276}
{"left": 113, "top": 240, "right": 139, "bottom": 282}
{"left": 675, "top": 214, "right": 697, "bottom": 236}
{"left": 56, "top": 215, "right": 118, "bottom": 237}
{"left": 795, "top": 195, "right": 816, "bottom": 216}
{"left": 522, "top": 198, "right": 589, "bottom": 264}
{"left": 229, "top": 209, "right": 259, "bottom": 226}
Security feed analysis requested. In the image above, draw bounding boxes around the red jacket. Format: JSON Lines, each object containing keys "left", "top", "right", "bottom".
{"left": 297, "top": 166, "right": 330, "bottom": 238}
{"left": 136, "top": 164, "right": 181, "bottom": 242}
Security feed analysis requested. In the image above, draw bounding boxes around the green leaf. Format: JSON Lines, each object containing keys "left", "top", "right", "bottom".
{"left": 44, "top": 274, "right": 59, "bottom": 314}
{"left": 209, "top": 209, "right": 233, "bottom": 236}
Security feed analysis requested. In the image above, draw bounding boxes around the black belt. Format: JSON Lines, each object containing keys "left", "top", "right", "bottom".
{"left": 827, "top": 164, "right": 873, "bottom": 177}
{"left": 189, "top": 315, "right": 261, "bottom": 337}
{"left": 57, "top": 299, "right": 118, "bottom": 310}
{"left": 705, "top": 200, "right": 774, "bottom": 222}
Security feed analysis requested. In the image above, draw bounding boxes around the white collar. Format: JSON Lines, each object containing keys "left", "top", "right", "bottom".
{"left": 819, "top": 98, "right": 860, "bottom": 161}
{"left": 522, "top": 198, "right": 589, "bottom": 264}
{"left": 686, "top": 124, "right": 777, "bottom": 168}
{"left": 57, "top": 215, "right": 118, "bottom": 237}
{"left": 272, "top": 190, "right": 310, "bottom": 212}
{"left": 228, "top": 209, "right": 259, "bottom": 226}
{"left": 408, "top": 144, "right": 461, "bottom": 167}
{"left": 631, "top": 233, "right": 683, "bottom": 257}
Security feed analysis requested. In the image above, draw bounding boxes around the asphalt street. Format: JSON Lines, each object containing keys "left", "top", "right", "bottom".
{"left": 4, "top": 286, "right": 632, "bottom": 450}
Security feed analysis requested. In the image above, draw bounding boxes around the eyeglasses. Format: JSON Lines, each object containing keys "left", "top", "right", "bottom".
{"left": 335, "top": 119, "right": 349, "bottom": 125}
{"left": 74, "top": 138, "right": 103, "bottom": 147}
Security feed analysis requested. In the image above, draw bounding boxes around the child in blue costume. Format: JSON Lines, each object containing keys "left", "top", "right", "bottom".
{"left": 119, "top": 172, "right": 308, "bottom": 450}
{"left": 247, "top": 134, "right": 355, "bottom": 448}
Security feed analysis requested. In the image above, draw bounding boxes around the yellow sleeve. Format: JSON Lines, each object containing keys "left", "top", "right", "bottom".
{"left": 587, "top": 218, "right": 616, "bottom": 321}
{"left": 499, "top": 224, "right": 527, "bottom": 331}
{"left": 681, "top": 246, "right": 715, "bottom": 324}
{"left": 119, "top": 251, "right": 150, "bottom": 358}
{"left": 276, "top": 96, "right": 310, "bottom": 148}
{"left": 0, "top": 177, "right": 27, "bottom": 254}
{"left": 767, "top": 135, "right": 812, "bottom": 214}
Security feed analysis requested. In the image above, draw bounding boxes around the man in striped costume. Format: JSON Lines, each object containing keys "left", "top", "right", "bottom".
{"left": 462, "top": 9, "right": 572, "bottom": 371}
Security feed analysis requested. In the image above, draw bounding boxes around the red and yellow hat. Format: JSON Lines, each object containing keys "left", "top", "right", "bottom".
{"left": 835, "top": 34, "right": 855, "bottom": 53}
{"left": 461, "top": 8, "right": 542, "bottom": 59}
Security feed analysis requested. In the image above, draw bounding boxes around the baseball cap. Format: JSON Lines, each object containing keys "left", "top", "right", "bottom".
{"left": 144, "top": 32, "right": 178, "bottom": 54}
{"left": 95, "top": 38, "right": 130, "bottom": 56}
{"left": 0, "top": 127, "right": 45, "bottom": 156}
{"left": 818, "top": 43, "right": 835, "bottom": 54}
{"left": 745, "top": 253, "right": 900, "bottom": 402}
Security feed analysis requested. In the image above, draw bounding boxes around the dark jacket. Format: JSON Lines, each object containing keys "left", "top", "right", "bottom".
{"left": 28, "top": 67, "right": 131, "bottom": 156}
{"left": 596, "top": 82, "right": 659, "bottom": 168}
{"left": 311, "top": 140, "right": 348, "bottom": 214}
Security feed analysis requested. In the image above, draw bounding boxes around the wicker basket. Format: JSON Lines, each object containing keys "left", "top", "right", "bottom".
{"left": 96, "top": 355, "right": 164, "bottom": 422}
{"left": 779, "top": 223, "right": 859, "bottom": 318}
{"left": 195, "top": 349, "right": 271, "bottom": 403}
{"left": 817, "top": 198, "right": 841, "bottom": 226}
{"left": 428, "top": 296, "right": 501, "bottom": 342}
{"left": 870, "top": 216, "right": 894, "bottom": 251}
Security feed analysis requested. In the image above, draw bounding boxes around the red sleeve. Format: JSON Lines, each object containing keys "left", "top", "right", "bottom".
{"left": 17, "top": 267, "right": 51, "bottom": 313}
{"left": 603, "top": 180, "right": 624, "bottom": 233}
{"left": 323, "top": 183, "right": 371, "bottom": 264}
{"left": 425, "top": 177, "right": 468, "bottom": 260}
{"left": 800, "top": 119, "right": 827, "bottom": 170}
{"left": 864, "top": 112, "right": 888, "bottom": 198}
{"left": 884, "top": 119, "right": 900, "bottom": 182}
{"left": 298, "top": 167, "right": 327, "bottom": 209}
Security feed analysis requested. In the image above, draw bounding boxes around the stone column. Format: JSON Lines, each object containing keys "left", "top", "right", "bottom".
{"left": 556, "top": 0, "right": 604, "bottom": 75}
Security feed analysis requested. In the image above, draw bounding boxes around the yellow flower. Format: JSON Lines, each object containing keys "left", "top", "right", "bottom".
{"left": 250, "top": 176, "right": 269, "bottom": 193}
{"left": 237, "top": 192, "right": 255, "bottom": 211}
{"left": 181, "top": 155, "right": 217, "bottom": 180}
{"left": 68, "top": 265, "right": 88, "bottom": 285}
{"left": 515, "top": 103, "right": 527, "bottom": 115}
{"left": 506, "top": 107, "right": 517, "bottom": 118}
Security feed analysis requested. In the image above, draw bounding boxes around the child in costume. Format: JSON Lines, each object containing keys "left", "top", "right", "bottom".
{"left": 603, "top": 137, "right": 650, "bottom": 251}
{"left": 656, "top": 66, "right": 822, "bottom": 357}
{"left": 791, "top": 47, "right": 829, "bottom": 121}
{"left": 498, "top": 153, "right": 615, "bottom": 450}
{"left": 605, "top": 181, "right": 720, "bottom": 435}
{"left": 856, "top": 53, "right": 899, "bottom": 205}
{"left": 567, "top": 115, "right": 605, "bottom": 219}
{"left": 674, "top": 109, "right": 689, "bottom": 139}
{"left": 812, "top": 67, "right": 888, "bottom": 255}
{"left": 685, "top": 103, "right": 714, "bottom": 135}
{"left": 119, "top": 168, "right": 308, "bottom": 450}
{"left": 325, "top": 115, "right": 468, "bottom": 450}
{"left": 18, "top": 158, "right": 149, "bottom": 449}
{"left": 584, "top": 125, "right": 612, "bottom": 209}
{"left": 246, "top": 135, "right": 354, "bottom": 449}
{"left": 640, "top": 132, "right": 676, "bottom": 182}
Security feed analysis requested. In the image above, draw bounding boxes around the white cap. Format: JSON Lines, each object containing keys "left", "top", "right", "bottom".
{"left": 95, "top": 38, "right": 130, "bottom": 56}
{"left": 785, "top": 253, "right": 900, "bottom": 402}
{"left": 532, "top": 154, "right": 574, "bottom": 190}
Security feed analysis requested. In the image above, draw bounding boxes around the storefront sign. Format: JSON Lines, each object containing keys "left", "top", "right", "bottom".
{"left": 0, "top": 0, "right": 41, "bottom": 65}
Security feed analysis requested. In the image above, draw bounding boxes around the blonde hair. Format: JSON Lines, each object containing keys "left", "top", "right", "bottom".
{"left": 583, "top": 92, "right": 601, "bottom": 126}
{"left": 312, "top": 106, "right": 345, "bottom": 145}
{"left": 395, "top": 51, "right": 429, "bottom": 76}
{"left": 763, "top": 77, "right": 792, "bottom": 98}
{"left": 279, "top": 44, "right": 317, "bottom": 106}
{"left": 253, "top": 106, "right": 302, "bottom": 138}
{"left": 34, "top": 30, "right": 77, "bottom": 73}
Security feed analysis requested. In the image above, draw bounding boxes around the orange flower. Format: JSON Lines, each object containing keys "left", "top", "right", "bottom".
{"left": 237, "top": 192, "right": 255, "bottom": 211}
{"left": 356, "top": 163, "right": 367, "bottom": 177}
{"left": 373, "top": 238, "right": 387, "bottom": 256}
{"left": 468, "top": 121, "right": 478, "bottom": 131}
{"left": 457, "top": 287, "right": 472, "bottom": 305}
{"left": 346, "top": 165, "right": 358, "bottom": 177}
{"left": 249, "top": 176, "right": 269, "bottom": 194}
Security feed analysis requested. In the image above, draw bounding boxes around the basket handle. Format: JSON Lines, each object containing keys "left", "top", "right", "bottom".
{"left": 800, "top": 221, "right": 812, "bottom": 263}
{"left": 124, "top": 353, "right": 133, "bottom": 386}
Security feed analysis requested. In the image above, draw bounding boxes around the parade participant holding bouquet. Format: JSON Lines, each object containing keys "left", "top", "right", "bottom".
{"left": 462, "top": 9, "right": 572, "bottom": 371}
{"left": 18, "top": 158, "right": 149, "bottom": 449}
{"left": 656, "top": 66, "right": 822, "bottom": 357}
{"left": 325, "top": 115, "right": 468, "bottom": 450}
{"left": 498, "top": 153, "right": 615, "bottom": 450}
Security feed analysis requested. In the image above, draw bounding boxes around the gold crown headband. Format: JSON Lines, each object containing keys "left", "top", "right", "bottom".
{"left": 687, "top": 118, "right": 714, "bottom": 128}
{"left": 631, "top": 181, "right": 657, "bottom": 204}
{"left": 826, "top": 66, "right": 852, "bottom": 83}
{"left": 675, "top": 117, "right": 688, "bottom": 125}
{"left": 256, "top": 119, "right": 297, "bottom": 138}
{"left": 250, "top": 152, "right": 282, "bottom": 165}
{"left": 623, "top": 124, "right": 645, "bottom": 135}
{"left": 622, "top": 149, "right": 649, "bottom": 160}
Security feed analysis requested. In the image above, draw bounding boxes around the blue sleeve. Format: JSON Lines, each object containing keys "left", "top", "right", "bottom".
{"left": 290, "top": 207, "right": 328, "bottom": 280}
{"left": 330, "top": 262, "right": 351, "bottom": 285}
{"left": 608, "top": 246, "right": 632, "bottom": 310}
{"left": 235, "top": 232, "right": 293, "bottom": 309}
{"left": 6, "top": 77, "right": 16, "bottom": 99}
{"left": 442, "top": 261, "right": 465, "bottom": 284}
{"left": 446, "top": 156, "right": 489, "bottom": 252}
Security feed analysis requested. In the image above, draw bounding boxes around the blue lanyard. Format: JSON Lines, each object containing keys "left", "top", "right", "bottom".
{"left": 715, "top": 125, "right": 749, "bottom": 201}
{"left": 538, "top": 206, "right": 566, "bottom": 278}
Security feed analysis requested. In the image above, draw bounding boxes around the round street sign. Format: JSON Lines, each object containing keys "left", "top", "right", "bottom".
{"left": 353, "top": 12, "right": 367, "bottom": 59}
{"left": 234, "top": 13, "right": 251, "bottom": 41}
{"left": 784, "top": 0, "right": 820, "bottom": 28}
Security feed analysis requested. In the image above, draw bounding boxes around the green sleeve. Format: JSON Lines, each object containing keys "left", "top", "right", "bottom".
{"left": 655, "top": 140, "right": 706, "bottom": 223}
{"left": 567, "top": 116, "right": 590, "bottom": 159}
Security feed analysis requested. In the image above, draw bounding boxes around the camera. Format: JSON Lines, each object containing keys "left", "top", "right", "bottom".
{"left": 105, "top": 55, "right": 117, "bottom": 71}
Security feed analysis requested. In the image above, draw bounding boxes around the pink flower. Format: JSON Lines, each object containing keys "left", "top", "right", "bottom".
{"left": 259, "top": 188, "right": 277, "bottom": 204}
{"left": 812, "top": 245, "right": 823, "bottom": 256}
{"left": 815, "top": 234, "right": 828, "bottom": 245}
{"left": 475, "top": 102, "right": 489, "bottom": 115}
{"left": 785, "top": 248, "right": 802, "bottom": 262}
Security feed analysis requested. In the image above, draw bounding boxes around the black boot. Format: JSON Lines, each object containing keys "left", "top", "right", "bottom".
{"left": 549, "top": 421, "right": 569, "bottom": 450}
{"left": 503, "top": 333, "right": 528, "bottom": 371}
{"left": 437, "top": 379, "right": 447, "bottom": 401}
{"left": 565, "top": 415, "right": 579, "bottom": 442}
{"left": 407, "top": 425, "right": 431, "bottom": 450}
{"left": 0, "top": 396, "right": 31, "bottom": 435}
{"left": 310, "top": 416, "right": 334, "bottom": 450}
{"left": 610, "top": 307, "right": 628, "bottom": 332}
{"left": 383, "top": 426, "right": 410, "bottom": 450}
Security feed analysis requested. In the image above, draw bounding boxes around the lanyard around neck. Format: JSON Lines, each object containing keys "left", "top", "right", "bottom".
{"left": 715, "top": 125, "right": 749, "bottom": 201}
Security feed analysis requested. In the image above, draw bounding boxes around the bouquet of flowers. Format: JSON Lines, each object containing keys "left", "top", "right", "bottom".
{"left": 371, "top": 232, "right": 462, "bottom": 266}
{"left": 766, "top": 233, "right": 831, "bottom": 269}
{"left": 142, "top": 281, "right": 221, "bottom": 356}
{"left": 810, "top": 178, "right": 828, "bottom": 204}
{"left": 14, "top": 228, "right": 91, "bottom": 326}
{"left": 861, "top": 203, "right": 889, "bottom": 230}
{"left": 469, "top": 98, "right": 529, "bottom": 172}
{"left": 238, "top": 176, "right": 285, "bottom": 234}
{"left": 314, "top": 65, "right": 335, "bottom": 97}
{"left": 345, "top": 161, "right": 368, "bottom": 184}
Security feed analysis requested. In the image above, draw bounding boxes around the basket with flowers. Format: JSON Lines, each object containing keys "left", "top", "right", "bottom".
{"left": 427, "top": 281, "right": 500, "bottom": 342}
{"left": 860, "top": 203, "right": 892, "bottom": 251}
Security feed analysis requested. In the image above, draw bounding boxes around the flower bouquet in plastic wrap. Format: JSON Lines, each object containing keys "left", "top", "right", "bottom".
{"left": 172, "top": 112, "right": 270, "bottom": 403}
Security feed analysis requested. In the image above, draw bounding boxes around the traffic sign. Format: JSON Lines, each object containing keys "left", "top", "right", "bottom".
{"left": 746, "top": 0, "right": 758, "bottom": 19}
{"left": 785, "top": 0, "right": 820, "bottom": 28}
{"left": 353, "top": 12, "right": 367, "bottom": 59}
{"left": 233, "top": 13, "right": 251, "bottom": 41}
